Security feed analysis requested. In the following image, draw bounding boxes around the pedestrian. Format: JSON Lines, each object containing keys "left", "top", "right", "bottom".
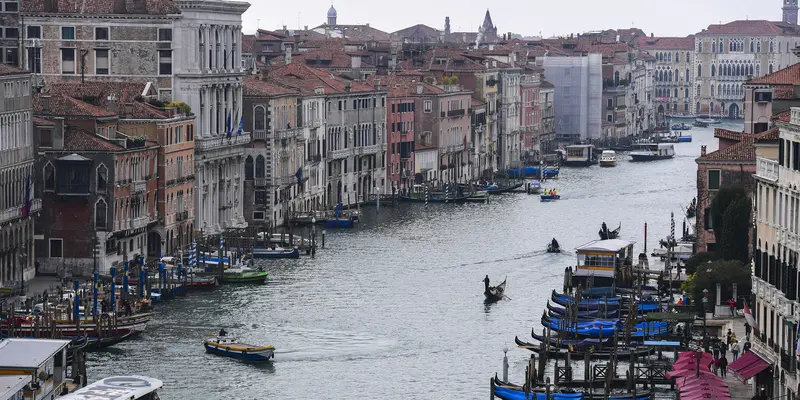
{"left": 729, "top": 298, "right": 736, "bottom": 317}
{"left": 743, "top": 341, "right": 752, "bottom": 353}
{"left": 718, "top": 355, "right": 728, "bottom": 378}
{"left": 732, "top": 340, "right": 740, "bottom": 361}
{"left": 745, "top": 322, "right": 752, "bottom": 339}
{"left": 713, "top": 355, "right": 719, "bottom": 375}
{"left": 726, "top": 329, "right": 732, "bottom": 346}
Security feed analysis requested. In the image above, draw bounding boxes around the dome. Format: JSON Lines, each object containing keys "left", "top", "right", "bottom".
{"left": 327, "top": 6, "right": 337, "bottom": 18}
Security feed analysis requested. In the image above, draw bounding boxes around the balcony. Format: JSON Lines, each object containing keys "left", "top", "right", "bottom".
{"left": 253, "top": 129, "right": 269, "bottom": 141}
{"left": 329, "top": 148, "right": 352, "bottom": 159}
{"left": 254, "top": 177, "right": 270, "bottom": 187}
{"left": 113, "top": 215, "right": 150, "bottom": 232}
{"left": 195, "top": 132, "right": 251, "bottom": 152}
{"left": 131, "top": 180, "right": 146, "bottom": 193}
{"left": 782, "top": 351, "right": 796, "bottom": 373}
{"left": 0, "top": 198, "right": 41, "bottom": 225}
{"left": 308, "top": 154, "right": 322, "bottom": 163}
{"left": 756, "top": 157, "right": 779, "bottom": 182}
{"left": 280, "top": 176, "right": 296, "bottom": 186}
{"left": 717, "top": 75, "right": 747, "bottom": 82}
{"left": 362, "top": 144, "right": 380, "bottom": 154}
{"left": 447, "top": 109, "right": 466, "bottom": 118}
{"left": 278, "top": 128, "right": 301, "bottom": 140}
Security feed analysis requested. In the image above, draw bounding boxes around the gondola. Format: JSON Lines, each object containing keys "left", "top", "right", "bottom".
{"left": 530, "top": 328, "right": 610, "bottom": 349}
{"left": 551, "top": 290, "right": 622, "bottom": 309}
{"left": 547, "top": 302, "right": 619, "bottom": 319}
{"left": 86, "top": 331, "right": 135, "bottom": 350}
{"left": 484, "top": 277, "right": 507, "bottom": 303}
{"left": 484, "top": 182, "right": 524, "bottom": 194}
{"left": 598, "top": 222, "right": 621, "bottom": 240}
{"left": 398, "top": 192, "right": 474, "bottom": 204}
{"left": 515, "top": 336, "right": 654, "bottom": 360}
{"left": 547, "top": 243, "right": 561, "bottom": 253}
{"left": 492, "top": 375, "right": 655, "bottom": 400}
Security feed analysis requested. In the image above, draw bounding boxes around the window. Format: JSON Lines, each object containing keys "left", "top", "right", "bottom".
{"left": 39, "top": 128, "right": 52, "bottom": 147}
{"left": 4, "top": 1, "right": 17, "bottom": 11}
{"left": 43, "top": 162, "right": 55, "bottom": 191}
{"left": 5, "top": 27, "right": 17, "bottom": 39}
{"left": 61, "top": 26, "right": 75, "bottom": 40}
{"left": 95, "top": 199, "right": 107, "bottom": 229}
{"left": 254, "top": 106, "right": 265, "bottom": 130}
{"left": 158, "top": 28, "right": 172, "bottom": 41}
{"left": 61, "top": 48, "right": 75, "bottom": 74}
{"left": 4, "top": 48, "right": 17, "bottom": 66}
{"left": 255, "top": 155, "right": 265, "bottom": 178}
{"left": 255, "top": 190, "right": 266, "bottom": 205}
{"left": 95, "top": 49, "right": 109, "bottom": 75}
{"left": 244, "top": 156, "right": 254, "bottom": 180}
{"left": 26, "top": 26, "right": 41, "bottom": 39}
{"left": 158, "top": 50, "right": 172, "bottom": 75}
{"left": 704, "top": 208, "right": 714, "bottom": 230}
{"left": 708, "top": 169, "right": 721, "bottom": 190}
{"left": 96, "top": 163, "right": 108, "bottom": 192}
{"left": 95, "top": 27, "right": 109, "bottom": 40}
{"left": 606, "top": 114, "right": 613, "bottom": 122}
{"left": 49, "top": 238, "right": 63, "bottom": 258}
{"left": 253, "top": 211, "right": 265, "bottom": 220}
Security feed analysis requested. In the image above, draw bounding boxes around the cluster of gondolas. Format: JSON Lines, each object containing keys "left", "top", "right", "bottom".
{"left": 491, "top": 285, "right": 689, "bottom": 400}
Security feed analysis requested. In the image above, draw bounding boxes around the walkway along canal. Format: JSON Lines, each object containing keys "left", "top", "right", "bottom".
{"left": 86, "top": 124, "right": 736, "bottom": 399}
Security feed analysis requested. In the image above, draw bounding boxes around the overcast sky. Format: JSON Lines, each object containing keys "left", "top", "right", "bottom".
{"left": 242, "top": 0, "right": 780, "bottom": 38}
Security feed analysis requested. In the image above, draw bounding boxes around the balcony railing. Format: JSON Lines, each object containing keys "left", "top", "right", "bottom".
{"left": 280, "top": 176, "right": 296, "bottom": 186}
{"left": 329, "top": 148, "right": 352, "bottom": 159}
{"left": 254, "top": 177, "right": 269, "bottom": 187}
{"left": 717, "top": 75, "right": 747, "bottom": 82}
{"left": 195, "top": 132, "right": 251, "bottom": 152}
{"left": 757, "top": 157, "right": 779, "bottom": 182}
{"left": 447, "top": 109, "right": 466, "bottom": 118}
{"left": 782, "top": 351, "right": 796, "bottom": 372}
{"left": 132, "top": 180, "right": 146, "bottom": 193}
{"left": 362, "top": 144, "right": 380, "bottom": 154}
{"left": 252, "top": 129, "right": 269, "bottom": 141}
{"left": 113, "top": 215, "right": 151, "bottom": 232}
{"left": 0, "top": 198, "right": 41, "bottom": 225}
{"left": 278, "top": 128, "right": 301, "bottom": 140}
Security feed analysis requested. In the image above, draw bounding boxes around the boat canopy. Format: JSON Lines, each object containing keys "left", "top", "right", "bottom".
{"left": 577, "top": 239, "right": 634, "bottom": 253}
{"left": 58, "top": 376, "right": 163, "bottom": 400}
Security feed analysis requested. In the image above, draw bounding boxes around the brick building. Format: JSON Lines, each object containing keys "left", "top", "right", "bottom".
{"left": 694, "top": 128, "right": 758, "bottom": 253}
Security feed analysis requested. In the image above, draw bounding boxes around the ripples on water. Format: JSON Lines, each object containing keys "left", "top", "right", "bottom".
{"left": 87, "top": 123, "right": 741, "bottom": 399}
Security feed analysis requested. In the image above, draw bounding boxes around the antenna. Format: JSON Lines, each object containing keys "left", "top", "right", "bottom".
{"left": 257, "top": 19, "right": 260, "bottom": 29}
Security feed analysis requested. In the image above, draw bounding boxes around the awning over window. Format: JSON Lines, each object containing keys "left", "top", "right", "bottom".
{"left": 728, "top": 351, "right": 771, "bottom": 382}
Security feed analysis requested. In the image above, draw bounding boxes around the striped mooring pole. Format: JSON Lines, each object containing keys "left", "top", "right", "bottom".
{"left": 424, "top": 185, "right": 429, "bottom": 208}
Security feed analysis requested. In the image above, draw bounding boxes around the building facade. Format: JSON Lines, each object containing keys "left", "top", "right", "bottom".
{"left": 637, "top": 36, "right": 696, "bottom": 122}
{"left": 694, "top": 20, "right": 800, "bottom": 119}
{"left": 0, "top": 66, "right": 36, "bottom": 287}
{"left": 542, "top": 54, "right": 602, "bottom": 141}
{"left": 539, "top": 81, "right": 556, "bottom": 153}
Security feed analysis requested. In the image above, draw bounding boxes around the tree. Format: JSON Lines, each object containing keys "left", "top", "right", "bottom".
{"left": 710, "top": 185, "right": 749, "bottom": 256}
{"left": 689, "top": 260, "right": 752, "bottom": 306}
{"left": 719, "top": 196, "right": 751, "bottom": 263}
{"left": 684, "top": 251, "right": 718, "bottom": 275}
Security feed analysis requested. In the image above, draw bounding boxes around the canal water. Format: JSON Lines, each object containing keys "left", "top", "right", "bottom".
{"left": 87, "top": 123, "right": 741, "bottom": 399}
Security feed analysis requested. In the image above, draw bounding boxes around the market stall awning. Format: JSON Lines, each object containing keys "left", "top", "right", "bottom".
{"left": 728, "top": 351, "right": 771, "bottom": 382}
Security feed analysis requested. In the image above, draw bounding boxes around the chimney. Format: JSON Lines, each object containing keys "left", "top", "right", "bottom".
{"left": 492, "top": 60, "right": 497, "bottom": 68}
{"left": 416, "top": 83, "right": 424, "bottom": 94}
{"left": 284, "top": 47, "right": 292, "bottom": 64}
{"left": 304, "top": 25, "right": 308, "bottom": 31}
{"left": 373, "top": 79, "right": 381, "bottom": 90}
{"left": 351, "top": 55, "right": 361, "bottom": 69}
{"left": 124, "top": 103, "right": 134, "bottom": 116}
{"left": 41, "top": 95, "right": 51, "bottom": 114}
{"left": 701, "top": 145, "right": 707, "bottom": 156}
{"left": 344, "top": 81, "right": 352, "bottom": 92}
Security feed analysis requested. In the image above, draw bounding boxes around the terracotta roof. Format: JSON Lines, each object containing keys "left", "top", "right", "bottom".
{"left": 540, "top": 80, "right": 555, "bottom": 88}
{"left": 280, "top": 49, "right": 376, "bottom": 70}
{"left": 697, "top": 134, "right": 756, "bottom": 163}
{"left": 63, "top": 126, "right": 123, "bottom": 152}
{"left": 33, "top": 93, "right": 116, "bottom": 118}
{"left": 390, "top": 24, "right": 441, "bottom": 42}
{"left": 399, "top": 49, "right": 488, "bottom": 72}
{"left": 775, "top": 109, "right": 791, "bottom": 122}
{"left": 748, "top": 63, "right": 800, "bottom": 85}
{"left": 256, "top": 29, "right": 288, "bottom": 41}
{"left": 266, "top": 62, "right": 378, "bottom": 95}
{"left": 574, "top": 43, "right": 631, "bottom": 58}
{"left": 366, "top": 75, "right": 445, "bottom": 98}
{"left": 243, "top": 75, "right": 298, "bottom": 97}
{"left": 46, "top": 81, "right": 170, "bottom": 119}
{"left": 242, "top": 34, "right": 256, "bottom": 54}
{"left": 637, "top": 36, "right": 695, "bottom": 50}
{"left": 698, "top": 20, "right": 799, "bottom": 36}
{"left": 471, "top": 98, "right": 485, "bottom": 107}
{"left": 23, "top": 0, "right": 179, "bottom": 14}
{"left": 714, "top": 128, "right": 747, "bottom": 142}
{"left": 32, "top": 116, "right": 54, "bottom": 126}
{"left": 0, "top": 64, "right": 28, "bottom": 76}
{"left": 311, "top": 24, "right": 389, "bottom": 41}
{"left": 755, "top": 127, "right": 780, "bottom": 142}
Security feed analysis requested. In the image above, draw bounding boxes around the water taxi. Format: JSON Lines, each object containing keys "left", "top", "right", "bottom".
{"left": 223, "top": 266, "right": 268, "bottom": 284}
{"left": 629, "top": 143, "right": 675, "bottom": 162}
{"left": 599, "top": 150, "right": 617, "bottom": 167}
{"left": 58, "top": 375, "right": 163, "bottom": 400}
{"left": 696, "top": 118, "right": 721, "bottom": 124}
{"left": 204, "top": 332, "right": 275, "bottom": 361}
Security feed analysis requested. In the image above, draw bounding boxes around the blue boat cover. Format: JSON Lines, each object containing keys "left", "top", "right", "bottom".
{"left": 581, "top": 287, "right": 615, "bottom": 297}
{"left": 637, "top": 303, "right": 661, "bottom": 312}
{"left": 494, "top": 387, "right": 584, "bottom": 400}
{"left": 643, "top": 340, "right": 681, "bottom": 347}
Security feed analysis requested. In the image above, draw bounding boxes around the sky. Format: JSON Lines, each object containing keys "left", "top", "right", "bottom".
{"left": 241, "top": 0, "right": 781, "bottom": 38}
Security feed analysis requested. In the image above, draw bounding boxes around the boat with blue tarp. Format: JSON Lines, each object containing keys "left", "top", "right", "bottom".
{"left": 507, "top": 166, "right": 560, "bottom": 178}
{"left": 492, "top": 376, "right": 654, "bottom": 400}
{"left": 204, "top": 330, "right": 275, "bottom": 361}
{"left": 515, "top": 336, "right": 653, "bottom": 360}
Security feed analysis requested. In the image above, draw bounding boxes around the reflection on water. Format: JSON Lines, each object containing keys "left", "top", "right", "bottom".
{"left": 87, "top": 123, "right": 740, "bottom": 399}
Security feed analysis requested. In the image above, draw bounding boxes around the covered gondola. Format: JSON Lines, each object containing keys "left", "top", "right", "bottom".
{"left": 547, "top": 302, "right": 619, "bottom": 319}
{"left": 530, "top": 328, "right": 610, "bottom": 349}
{"left": 492, "top": 375, "right": 654, "bottom": 400}
{"left": 550, "top": 290, "right": 622, "bottom": 310}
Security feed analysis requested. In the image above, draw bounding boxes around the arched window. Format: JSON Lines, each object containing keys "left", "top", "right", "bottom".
{"left": 686, "top": 69, "right": 690, "bottom": 80}
{"left": 710, "top": 102, "right": 715, "bottom": 113}
{"left": 698, "top": 64, "right": 702, "bottom": 77}
{"left": 750, "top": 39, "right": 754, "bottom": 53}
{"left": 254, "top": 106, "right": 265, "bottom": 130}
{"left": 749, "top": 64, "right": 754, "bottom": 76}
{"left": 674, "top": 88, "right": 678, "bottom": 98}
{"left": 674, "top": 69, "right": 679, "bottom": 82}
{"left": 95, "top": 198, "right": 107, "bottom": 229}
{"left": 770, "top": 40, "right": 774, "bottom": 53}
{"left": 696, "top": 85, "right": 701, "bottom": 96}
{"left": 711, "top": 84, "right": 715, "bottom": 97}
{"left": 712, "top": 41, "right": 716, "bottom": 53}
{"left": 770, "top": 64, "right": 774, "bottom": 74}
{"left": 668, "top": 70, "right": 673, "bottom": 82}
{"left": 698, "top": 41, "right": 702, "bottom": 52}
{"left": 244, "top": 155, "right": 254, "bottom": 180}
{"left": 255, "top": 155, "right": 265, "bottom": 178}
{"left": 756, "top": 64, "right": 760, "bottom": 77}
{"left": 711, "top": 64, "right": 716, "bottom": 76}
{"left": 757, "top": 41, "right": 762, "bottom": 53}
{"left": 44, "top": 162, "right": 55, "bottom": 191}
{"left": 685, "top": 88, "right": 689, "bottom": 98}
{"left": 658, "top": 70, "right": 664, "bottom": 81}
{"left": 696, "top": 102, "right": 701, "bottom": 113}
{"left": 614, "top": 71, "right": 620, "bottom": 86}
{"left": 96, "top": 163, "right": 107, "bottom": 192}
{"left": 676, "top": 52, "right": 680, "bottom": 62}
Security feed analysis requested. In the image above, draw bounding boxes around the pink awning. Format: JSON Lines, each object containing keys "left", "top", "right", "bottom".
{"left": 728, "top": 351, "right": 771, "bottom": 382}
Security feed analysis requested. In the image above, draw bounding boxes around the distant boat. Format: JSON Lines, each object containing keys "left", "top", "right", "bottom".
{"left": 223, "top": 267, "right": 268, "bottom": 284}
{"left": 599, "top": 150, "right": 617, "bottom": 167}
{"left": 251, "top": 247, "right": 300, "bottom": 259}
{"left": 484, "top": 277, "right": 507, "bottom": 303}
{"left": 630, "top": 143, "right": 675, "bottom": 161}
{"left": 693, "top": 121, "right": 709, "bottom": 128}
{"left": 465, "top": 190, "right": 490, "bottom": 203}
{"left": 696, "top": 118, "right": 721, "bottom": 124}
{"left": 527, "top": 181, "right": 542, "bottom": 194}
{"left": 540, "top": 194, "right": 561, "bottom": 202}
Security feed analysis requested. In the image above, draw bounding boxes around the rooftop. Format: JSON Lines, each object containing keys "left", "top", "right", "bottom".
{"left": 243, "top": 75, "right": 299, "bottom": 97}
{"left": 0, "top": 375, "right": 31, "bottom": 399}
{"left": 748, "top": 62, "right": 800, "bottom": 86}
{"left": 637, "top": 36, "right": 695, "bottom": 50}
{"left": 22, "top": 0, "right": 179, "bottom": 14}
{"left": 695, "top": 129, "right": 779, "bottom": 163}
{"left": 698, "top": 20, "right": 799, "bottom": 36}
{"left": 0, "top": 338, "right": 70, "bottom": 369}
{"left": 33, "top": 94, "right": 116, "bottom": 119}
{"left": 576, "top": 239, "right": 635, "bottom": 253}
{"left": 367, "top": 75, "right": 447, "bottom": 98}
{"left": 63, "top": 126, "right": 124, "bottom": 152}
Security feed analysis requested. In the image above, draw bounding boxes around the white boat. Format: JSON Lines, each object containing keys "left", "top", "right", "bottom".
{"left": 58, "top": 376, "right": 163, "bottom": 400}
{"left": 696, "top": 118, "right": 721, "bottom": 124}
{"left": 630, "top": 143, "right": 675, "bottom": 162}
{"left": 599, "top": 150, "right": 617, "bottom": 167}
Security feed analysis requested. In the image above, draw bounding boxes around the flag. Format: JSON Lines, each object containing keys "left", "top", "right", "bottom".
{"left": 295, "top": 167, "right": 303, "bottom": 186}
{"left": 237, "top": 116, "right": 244, "bottom": 136}
{"left": 225, "top": 112, "right": 232, "bottom": 138}
{"left": 21, "top": 174, "right": 31, "bottom": 217}
{"left": 743, "top": 301, "right": 759, "bottom": 334}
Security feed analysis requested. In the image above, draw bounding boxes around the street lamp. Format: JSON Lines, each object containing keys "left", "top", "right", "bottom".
{"left": 702, "top": 288, "right": 709, "bottom": 337}
{"left": 311, "top": 217, "right": 317, "bottom": 257}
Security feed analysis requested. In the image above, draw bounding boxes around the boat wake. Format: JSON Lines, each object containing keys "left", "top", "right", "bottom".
{"left": 450, "top": 249, "right": 572, "bottom": 269}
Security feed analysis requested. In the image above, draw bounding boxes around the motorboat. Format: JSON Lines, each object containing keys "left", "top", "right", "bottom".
{"left": 696, "top": 118, "right": 721, "bottom": 124}
{"left": 693, "top": 120, "right": 709, "bottom": 128}
{"left": 251, "top": 246, "right": 301, "bottom": 259}
{"left": 629, "top": 143, "right": 675, "bottom": 161}
{"left": 204, "top": 332, "right": 275, "bottom": 361}
{"left": 465, "top": 190, "right": 490, "bottom": 203}
{"left": 527, "top": 181, "right": 542, "bottom": 194}
{"left": 562, "top": 145, "right": 597, "bottom": 166}
{"left": 599, "top": 150, "right": 617, "bottom": 167}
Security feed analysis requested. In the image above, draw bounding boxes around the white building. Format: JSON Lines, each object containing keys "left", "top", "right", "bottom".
{"left": 172, "top": 0, "right": 251, "bottom": 234}
{"left": 542, "top": 54, "right": 602, "bottom": 141}
{"left": 0, "top": 66, "right": 37, "bottom": 287}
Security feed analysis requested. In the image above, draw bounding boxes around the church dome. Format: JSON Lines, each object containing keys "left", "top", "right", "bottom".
{"left": 327, "top": 6, "right": 337, "bottom": 18}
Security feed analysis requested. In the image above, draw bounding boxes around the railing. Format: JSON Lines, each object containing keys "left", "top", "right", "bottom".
{"left": 131, "top": 180, "right": 146, "bottom": 193}
{"left": 113, "top": 215, "right": 150, "bottom": 232}
{"left": 329, "top": 148, "right": 352, "bottom": 159}
{"left": 195, "top": 132, "right": 251, "bottom": 152}
{"left": 718, "top": 75, "right": 748, "bottom": 82}
{"left": 280, "top": 176, "right": 295, "bottom": 186}
{"left": 278, "top": 128, "right": 301, "bottom": 140}
{"left": 254, "top": 177, "right": 269, "bottom": 187}
{"left": 362, "top": 144, "right": 380, "bottom": 154}
{"left": 757, "top": 157, "right": 779, "bottom": 182}
{"left": 447, "top": 109, "right": 466, "bottom": 118}
{"left": 0, "top": 198, "right": 41, "bottom": 224}
{"left": 252, "top": 129, "right": 269, "bottom": 141}
{"left": 307, "top": 154, "right": 322, "bottom": 163}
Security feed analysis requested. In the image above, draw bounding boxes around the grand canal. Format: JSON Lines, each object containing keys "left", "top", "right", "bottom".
{"left": 87, "top": 124, "right": 740, "bottom": 399}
